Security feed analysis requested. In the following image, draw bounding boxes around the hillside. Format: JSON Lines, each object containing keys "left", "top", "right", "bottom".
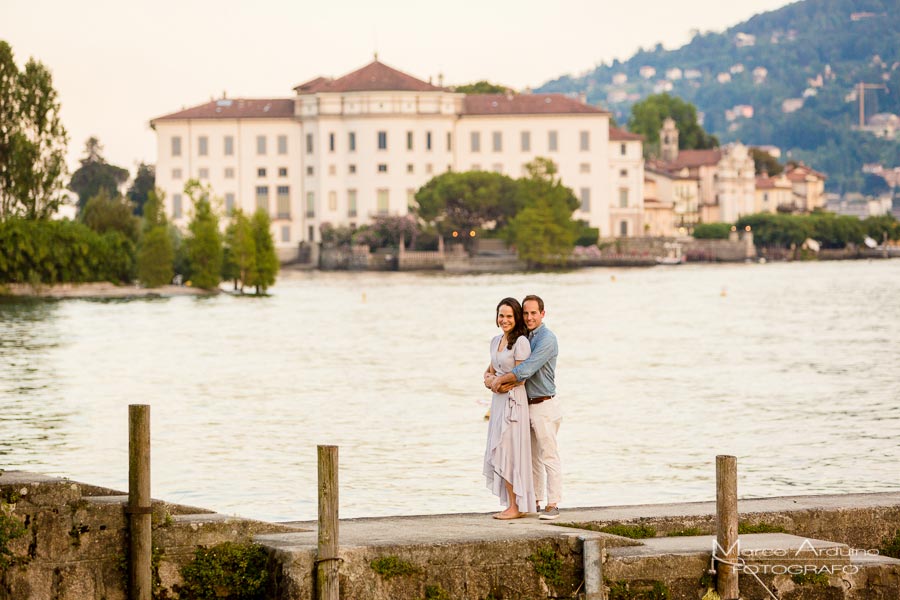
{"left": 537, "top": 0, "right": 900, "bottom": 193}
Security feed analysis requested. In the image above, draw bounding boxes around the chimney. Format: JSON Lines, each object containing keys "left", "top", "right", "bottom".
{"left": 438, "top": 72, "right": 444, "bottom": 87}
{"left": 578, "top": 92, "right": 587, "bottom": 104}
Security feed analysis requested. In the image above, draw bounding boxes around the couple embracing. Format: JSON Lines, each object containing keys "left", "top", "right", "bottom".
{"left": 483, "top": 295, "right": 562, "bottom": 520}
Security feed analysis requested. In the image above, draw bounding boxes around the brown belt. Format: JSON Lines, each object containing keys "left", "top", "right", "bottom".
{"left": 528, "top": 396, "right": 553, "bottom": 405}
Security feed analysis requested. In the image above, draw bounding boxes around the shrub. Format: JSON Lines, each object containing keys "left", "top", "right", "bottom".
{"left": 176, "top": 542, "right": 271, "bottom": 600}
{"left": 692, "top": 222, "right": 732, "bottom": 240}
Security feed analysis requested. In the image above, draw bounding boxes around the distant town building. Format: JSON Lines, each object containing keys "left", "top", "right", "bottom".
{"left": 754, "top": 174, "right": 793, "bottom": 213}
{"left": 782, "top": 98, "right": 804, "bottom": 113}
{"left": 612, "top": 73, "right": 628, "bottom": 85}
{"left": 608, "top": 128, "right": 645, "bottom": 237}
{"left": 734, "top": 33, "right": 756, "bottom": 47}
{"left": 860, "top": 113, "right": 900, "bottom": 139}
{"left": 784, "top": 163, "right": 827, "bottom": 211}
{"left": 665, "top": 68, "right": 683, "bottom": 81}
{"left": 717, "top": 73, "right": 732, "bottom": 84}
{"left": 752, "top": 67, "right": 768, "bottom": 83}
{"left": 684, "top": 69, "right": 703, "bottom": 80}
{"left": 151, "top": 59, "right": 632, "bottom": 249}
{"left": 639, "top": 66, "right": 657, "bottom": 79}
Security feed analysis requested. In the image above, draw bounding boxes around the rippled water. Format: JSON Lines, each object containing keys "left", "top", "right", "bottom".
{"left": 2, "top": 260, "right": 899, "bottom": 521}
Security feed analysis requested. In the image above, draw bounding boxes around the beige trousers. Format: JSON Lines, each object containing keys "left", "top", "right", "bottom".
{"left": 529, "top": 396, "right": 562, "bottom": 506}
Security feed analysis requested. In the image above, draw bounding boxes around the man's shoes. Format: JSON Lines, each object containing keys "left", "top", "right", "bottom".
{"left": 539, "top": 506, "right": 560, "bottom": 520}
{"left": 535, "top": 503, "right": 541, "bottom": 514}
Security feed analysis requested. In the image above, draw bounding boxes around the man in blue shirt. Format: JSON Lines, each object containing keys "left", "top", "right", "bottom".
{"left": 489, "top": 295, "right": 562, "bottom": 520}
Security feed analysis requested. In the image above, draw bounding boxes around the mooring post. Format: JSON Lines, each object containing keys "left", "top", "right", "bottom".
{"left": 128, "top": 404, "right": 152, "bottom": 600}
{"left": 317, "top": 445, "right": 339, "bottom": 600}
{"left": 581, "top": 536, "right": 604, "bottom": 600}
{"left": 716, "top": 454, "right": 739, "bottom": 599}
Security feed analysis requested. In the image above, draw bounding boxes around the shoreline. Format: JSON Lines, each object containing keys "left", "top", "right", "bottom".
{"left": 0, "top": 282, "right": 215, "bottom": 299}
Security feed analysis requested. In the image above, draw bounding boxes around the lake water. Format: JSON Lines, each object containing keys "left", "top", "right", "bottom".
{"left": 2, "top": 260, "right": 899, "bottom": 522}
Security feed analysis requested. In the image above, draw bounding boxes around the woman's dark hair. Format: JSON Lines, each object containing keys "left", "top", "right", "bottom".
{"left": 496, "top": 297, "right": 528, "bottom": 350}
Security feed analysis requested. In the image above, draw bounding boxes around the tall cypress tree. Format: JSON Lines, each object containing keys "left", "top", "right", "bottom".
{"left": 184, "top": 180, "right": 222, "bottom": 290}
{"left": 250, "top": 209, "right": 278, "bottom": 294}
{"left": 136, "top": 190, "right": 174, "bottom": 287}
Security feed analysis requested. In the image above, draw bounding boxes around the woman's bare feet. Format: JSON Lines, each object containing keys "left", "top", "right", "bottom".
{"left": 493, "top": 507, "right": 523, "bottom": 520}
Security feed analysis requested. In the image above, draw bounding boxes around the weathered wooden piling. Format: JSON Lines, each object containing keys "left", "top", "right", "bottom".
{"left": 317, "top": 445, "right": 340, "bottom": 600}
{"left": 715, "top": 454, "right": 739, "bottom": 599}
{"left": 128, "top": 404, "right": 152, "bottom": 600}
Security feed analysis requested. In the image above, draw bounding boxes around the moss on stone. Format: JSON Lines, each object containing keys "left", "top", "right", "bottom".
{"left": 527, "top": 546, "right": 564, "bottom": 587}
{"left": 607, "top": 579, "right": 670, "bottom": 600}
{"left": 370, "top": 555, "right": 419, "bottom": 579}
{"left": 68, "top": 523, "right": 89, "bottom": 547}
{"left": 881, "top": 530, "right": 900, "bottom": 559}
{"left": 666, "top": 527, "right": 709, "bottom": 537}
{"left": 554, "top": 521, "right": 657, "bottom": 538}
{"left": 174, "top": 542, "right": 271, "bottom": 600}
{"left": 738, "top": 522, "right": 785, "bottom": 534}
{"left": 423, "top": 584, "right": 451, "bottom": 600}
{"left": 0, "top": 503, "right": 27, "bottom": 569}
{"left": 791, "top": 572, "right": 829, "bottom": 586}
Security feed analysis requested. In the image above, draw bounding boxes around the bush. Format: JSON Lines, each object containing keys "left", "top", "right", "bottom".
{"left": 692, "top": 222, "right": 732, "bottom": 239}
{"left": 0, "top": 218, "right": 135, "bottom": 284}
{"left": 176, "top": 542, "right": 271, "bottom": 600}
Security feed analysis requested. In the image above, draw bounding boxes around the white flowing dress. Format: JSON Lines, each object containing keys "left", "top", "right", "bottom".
{"left": 483, "top": 334, "right": 537, "bottom": 513}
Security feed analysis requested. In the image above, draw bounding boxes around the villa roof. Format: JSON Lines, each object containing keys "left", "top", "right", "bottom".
{"left": 785, "top": 163, "right": 827, "bottom": 181}
{"left": 755, "top": 175, "right": 792, "bottom": 190}
{"left": 463, "top": 93, "right": 607, "bottom": 115}
{"left": 665, "top": 149, "right": 723, "bottom": 169}
{"left": 609, "top": 127, "right": 643, "bottom": 141}
{"left": 293, "top": 60, "right": 442, "bottom": 94}
{"left": 151, "top": 98, "right": 294, "bottom": 123}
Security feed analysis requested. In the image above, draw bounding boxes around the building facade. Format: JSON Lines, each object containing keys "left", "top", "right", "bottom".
{"left": 151, "top": 60, "right": 637, "bottom": 248}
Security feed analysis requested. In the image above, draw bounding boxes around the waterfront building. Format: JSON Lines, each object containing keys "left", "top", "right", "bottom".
{"left": 784, "top": 163, "right": 827, "bottom": 211}
{"left": 754, "top": 174, "right": 793, "bottom": 213}
{"left": 151, "top": 59, "right": 632, "bottom": 251}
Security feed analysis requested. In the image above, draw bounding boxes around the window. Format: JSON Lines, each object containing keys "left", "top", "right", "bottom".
{"left": 277, "top": 186, "right": 290, "bottom": 219}
{"left": 256, "top": 135, "right": 267, "bottom": 155}
{"left": 425, "top": 164, "right": 433, "bottom": 174}
{"left": 198, "top": 136, "right": 208, "bottom": 156}
{"left": 225, "top": 167, "right": 235, "bottom": 179}
{"left": 548, "top": 130, "right": 558, "bottom": 152}
{"left": 620, "top": 143, "right": 627, "bottom": 156}
{"left": 172, "top": 168, "right": 182, "bottom": 180}
{"left": 620, "top": 220, "right": 628, "bottom": 236}
{"left": 278, "top": 167, "right": 288, "bottom": 177}
{"left": 308, "top": 225, "right": 315, "bottom": 242}
{"left": 329, "top": 132, "right": 335, "bottom": 152}
{"left": 579, "top": 163, "right": 590, "bottom": 174}
{"left": 446, "top": 132, "right": 452, "bottom": 151}
{"left": 306, "top": 166, "right": 314, "bottom": 176}
{"left": 328, "top": 191, "right": 337, "bottom": 211}
{"left": 171, "top": 136, "right": 181, "bottom": 157}
{"left": 306, "top": 133, "right": 313, "bottom": 154}
{"left": 492, "top": 131, "right": 502, "bottom": 152}
{"left": 225, "top": 193, "right": 235, "bottom": 214}
{"left": 470, "top": 131, "right": 481, "bottom": 152}
{"left": 348, "top": 132, "right": 356, "bottom": 152}
{"left": 277, "top": 135, "right": 288, "bottom": 155}
{"left": 520, "top": 131, "right": 531, "bottom": 152}
{"left": 258, "top": 167, "right": 267, "bottom": 178}
{"left": 579, "top": 131, "right": 590, "bottom": 151}
{"left": 377, "top": 131, "right": 387, "bottom": 150}
{"left": 281, "top": 226, "right": 290, "bottom": 243}
{"left": 224, "top": 135, "right": 234, "bottom": 156}
{"left": 256, "top": 185, "right": 269, "bottom": 214}
{"left": 620, "top": 169, "right": 628, "bottom": 178}
{"left": 198, "top": 168, "right": 209, "bottom": 179}
{"left": 426, "top": 131, "right": 433, "bottom": 151}
{"left": 306, "top": 192, "right": 315, "bottom": 217}
{"left": 348, "top": 164, "right": 357, "bottom": 174}
{"left": 580, "top": 187, "right": 591, "bottom": 212}
{"left": 407, "top": 164, "right": 414, "bottom": 174}
{"left": 377, "top": 164, "right": 388, "bottom": 173}
{"left": 619, "top": 188, "right": 629, "bottom": 208}
{"left": 492, "top": 163, "right": 503, "bottom": 173}
{"left": 407, "top": 131, "right": 413, "bottom": 151}
{"left": 376, "top": 189, "right": 389, "bottom": 214}
{"left": 347, "top": 189, "right": 357, "bottom": 217}
{"left": 172, "top": 193, "right": 182, "bottom": 218}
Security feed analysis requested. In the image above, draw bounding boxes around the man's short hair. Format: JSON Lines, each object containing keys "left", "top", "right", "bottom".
{"left": 522, "top": 294, "right": 544, "bottom": 312}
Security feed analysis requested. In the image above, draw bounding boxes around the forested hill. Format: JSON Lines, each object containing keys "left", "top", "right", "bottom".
{"left": 537, "top": 0, "right": 900, "bottom": 193}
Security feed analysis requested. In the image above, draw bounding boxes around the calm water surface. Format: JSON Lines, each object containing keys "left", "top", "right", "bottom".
{"left": 2, "top": 260, "right": 899, "bottom": 521}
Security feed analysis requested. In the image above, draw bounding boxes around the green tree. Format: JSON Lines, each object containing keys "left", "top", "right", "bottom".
{"left": 184, "top": 180, "right": 223, "bottom": 289}
{"left": 414, "top": 170, "right": 520, "bottom": 236}
{"left": 127, "top": 162, "right": 156, "bottom": 216}
{"left": 69, "top": 137, "right": 130, "bottom": 213}
{"left": 136, "top": 190, "right": 174, "bottom": 287}
{"left": 222, "top": 209, "right": 256, "bottom": 292}
{"left": 250, "top": 209, "right": 278, "bottom": 294}
{"left": 453, "top": 81, "right": 513, "bottom": 94}
{"left": 0, "top": 42, "right": 68, "bottom": 220}
{"left": 627, "top": 94, "right": 718, "bottom": 156}
{"left": 862, "top": 173, "right": 891, "bottom": 197}
{"left": 693, "top": 222, "right": 733, "bottom": 239}
{"left": 862, "top": 214, "right": 900, "bottom": 242}
{"left": 749, "top": 148, "right": 784, "bottom": 176}
{"left": 79, "top": 188, "right": 140, "bottom": 242}
{"left": 505, "top": 158, "right": 580, "bottom": 267}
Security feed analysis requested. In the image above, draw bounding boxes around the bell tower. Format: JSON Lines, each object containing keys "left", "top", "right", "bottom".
{"left": 660, "top": 117, "right": 679, "bottom": 162}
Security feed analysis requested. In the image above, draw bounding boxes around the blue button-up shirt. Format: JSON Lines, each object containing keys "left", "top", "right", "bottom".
{"left": 511, "top": 324, "right": 557, "bottom": 398}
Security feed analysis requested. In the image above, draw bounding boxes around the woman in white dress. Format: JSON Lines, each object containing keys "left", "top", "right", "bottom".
{"left": 483, "top": 297, "right": 537, "bottom": 519}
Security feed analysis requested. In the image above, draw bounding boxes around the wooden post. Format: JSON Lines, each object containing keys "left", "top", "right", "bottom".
{"left": 581, "top": 536, "right": 604, "bottom": 600}
{"left": 716, "top": 455, "right": 739, "bottom": 600}
{"left": 317, "top": 445, "right": 339, "bottom": 600}
{"left": 128, "top": 405, "right": 152, "bottom": 600}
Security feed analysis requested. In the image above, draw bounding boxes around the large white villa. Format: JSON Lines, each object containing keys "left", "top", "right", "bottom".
{"left": 150, "top": 59, "right": 646, "bottom": 249}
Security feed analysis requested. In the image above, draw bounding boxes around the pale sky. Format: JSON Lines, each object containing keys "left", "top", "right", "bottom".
{"left": 3, "top": 0, "right": 790, "bottom": 177}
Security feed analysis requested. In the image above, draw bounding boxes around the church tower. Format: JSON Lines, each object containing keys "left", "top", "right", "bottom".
{"left": 660, "top": 117, "right": 679, "bottom": 162}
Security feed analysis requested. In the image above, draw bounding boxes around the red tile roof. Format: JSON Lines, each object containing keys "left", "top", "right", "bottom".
{"left": 151, "top": 98, "right": 294, "bottom": 123}
{"left": 609, "top": 127, "right": 643, "bottom": 141}
{"left": 293, "top": 60, "right": 442, "bottom": 94}
{"left": 755, "top": 175, "right": 792, "bottom": 190}
{"left": 785, "top": 163, "right": 827, "bottom": 181}
{"left": 665, "top": 149, "right": 722, "bottom": 168}
{"left": 463, "top": 93, "right": 607, "bottom": 115}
